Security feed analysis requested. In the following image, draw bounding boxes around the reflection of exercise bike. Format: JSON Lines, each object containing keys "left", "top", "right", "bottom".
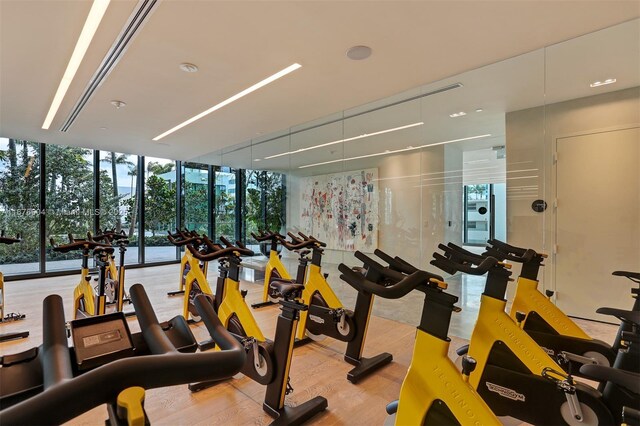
{"left": 271, "top": 232, "right": 394, "bottom": 383}
{"left": 50, "top": 234, "right": 116, "bottom": 318}
{"left": 90, "top": 228, "right": 131, "bottom": 313}
{"left": 432, "top": 244, "right": 638, "bottom": 425}
{"left": 166, "top": 229, "right": 208, "bottom": 297}
{"left": 185, "top": 235, "right": 328, "bottom": 425}
{"left": 338, "top": 251, "right": 501, "bottom": 425}
{"left": 0, "top": 284, "right": 246, "bottom": 425}
{"left": 0, "top": 231, "right": 29, "bottom": 342}
{"left": 451, "top": 240, "right": 639, "bottom": 377}
{"left": 251, "top": 230, "right": 309, "bottom": 308}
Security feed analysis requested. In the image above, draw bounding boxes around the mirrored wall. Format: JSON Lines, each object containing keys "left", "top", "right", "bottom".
{"left": 192, "top": 19, "right": 639, "bottom": 327}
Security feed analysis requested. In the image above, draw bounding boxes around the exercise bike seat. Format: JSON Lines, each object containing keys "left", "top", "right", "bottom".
{"left": 596, "top": 307, "right": 640, "bottom": 327}
{"left": 613, "top": 270, "right": 640, "bottom": 283}
{"left": 269, "top": 282, "right": 304, "bottom": 299}
{"left": 579, "top": 364, "right": 640, "bottom": 394}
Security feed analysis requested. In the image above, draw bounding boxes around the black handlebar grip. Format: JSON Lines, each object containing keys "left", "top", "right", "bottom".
{"left": 353, "top": 251, "right": 406, "bottom": 282}
{"left": 338, "top": 264, "right": 430, "bottom": 299}
{"left": 42, "top": 295, "right": 73, "bottom": 389}
{"left": 129, "top": 284, "right": 176, "bottom": 355}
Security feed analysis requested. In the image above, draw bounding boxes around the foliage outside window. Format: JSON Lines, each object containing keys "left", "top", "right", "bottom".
{"left": 144, "top": 158, "right": 177, "bottom": 262}
{"left": 45, "top": 145, "right": 95, "bottom": 270}
{"left": 182, "top": 163, "right": 209, "bottom": 235}
{"left": 243, "top": 170, "right": 286, "bottom": 245}
{"left": 0, "top": 139, "right": 40, "bottom": 272}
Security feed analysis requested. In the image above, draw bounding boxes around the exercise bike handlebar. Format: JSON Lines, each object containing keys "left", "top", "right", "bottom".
{"left": 442, "top": 243, "right": 487, "bottom": 264}
{"left": 353, "top": 250, "right": 410, "bottom": 283}
{"left": 50, "top": 236, "right": 111, "bottom": 253}
{"left": 297, "top": 231, "right": 327, "bottom": 247}
{"left": 484, "top": 239, "right": 538, "bottom": 263}
{"left": 0, "top": 230, "right": 21, "bottom": 245}
{"left": 277, "top": 234, "right": 317, "bottom": 251}
{"left": 431, "top": 251, "right": 503, "bottom": 276}
{"left": 166, "top": 230, "right": 201, "bottom": 246}
{"left": 372, "top": 249, "right": 446, "bottom": 283}
{"left": 0, "top": 285, "right": 246, "bottom": 426}
{"left": 338, "top": 263, "right": 432, "bottom": 299}
{"left": 250, "top": 230, "right": 284, "bottom": 242}
{"left": 373, "top": 249, "right": 418, "bottom": 275}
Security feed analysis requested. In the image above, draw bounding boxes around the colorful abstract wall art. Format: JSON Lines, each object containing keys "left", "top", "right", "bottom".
{"left": 300, "top": 168, "right": 378, "bottom": 251}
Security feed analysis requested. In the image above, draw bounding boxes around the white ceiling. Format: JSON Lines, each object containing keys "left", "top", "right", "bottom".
{"left": 1, "top": 1, "right": 638, "bottom": 161}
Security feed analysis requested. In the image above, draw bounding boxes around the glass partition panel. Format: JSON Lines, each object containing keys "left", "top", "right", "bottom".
{"left": 144, "top": 157, "right": 177, "bottom": 262}
{"left": 0, "top": 138, "right": 40, "bottom": 275}
{"left": 99, "top": 151, "right": 139, "bottom": 265}
{"left": 46, "top": 145, "right": 94, "bottom": 271}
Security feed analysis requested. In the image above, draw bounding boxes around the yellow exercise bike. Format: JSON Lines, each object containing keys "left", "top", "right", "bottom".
{"left": 89, "top": 228, "right": 131, "bottom": 314}
{"left": 50, "top": 234, "right": 116, "bottom": 318}
{"left": 251, "top": 230, "right": 310, "bottom": 309}
{"left": 166, "top": 229, "right": 209, "bottom": 297}
{"left": 482, "top": 239, "right": 639, "bottom": 373}
{"left": 338, "top": 251, "right": 501, "bottom": 425}
{"left": 184, "top": 235, "right": 328, "bottom": 424}
{"left": 432, "top": 244, "right": 628, "bottom": 425}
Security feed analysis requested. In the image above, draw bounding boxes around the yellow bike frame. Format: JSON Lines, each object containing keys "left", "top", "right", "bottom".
{"left": 259, "top": 248, "right": 293, "bottom": 303}
{"left": 396, "top": 330, "right": 500, "bottom": 425}
{"left": 296, "top": 263, "right": 343, "bottom": 341}
{"left": 182, "top": 254, "right": 214, "bottom": 321}
{"left": 218, "top": 275, "right": 266, "bottom": 342}
{"left": 73, "top": 265, "right": 106, "bottom": 318}
{"left": 510, "top": 276, "right": 591, "bottom": 339}
{"left": 467, "top": 295, "right": 566, "bottom": 388}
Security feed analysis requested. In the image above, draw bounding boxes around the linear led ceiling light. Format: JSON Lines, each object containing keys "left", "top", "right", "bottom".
{"left": 42, "top": 0, "right": 111, "bottom": 129}
{"left": 264, "top": 121, "right": 424, "bottom": 160}
{"left": 299, "top": 134, "right": 492, "bottom": 169}
{"left": 153, "top": 63, "right": 302, "bottom": 141}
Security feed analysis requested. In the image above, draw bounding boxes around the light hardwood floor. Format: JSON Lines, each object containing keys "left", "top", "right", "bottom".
{"left": 0, "top": 264, "right": 618, "bottom": 425}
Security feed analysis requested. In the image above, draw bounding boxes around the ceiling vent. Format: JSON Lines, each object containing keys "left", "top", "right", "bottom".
{"left": 60, "top": 0, "right": 159, "bottom": 132}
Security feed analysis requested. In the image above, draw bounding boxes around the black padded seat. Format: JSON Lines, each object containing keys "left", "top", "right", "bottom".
{"left": 596, "top": 307, "right": 640, "bottom": 327}
{"left": 270, "top": 277, "right": 297, "bottom": 285}
{"left": 269, "top": 282, "right": 304, "bottom": 299}
{"left": 613, "top": 270, "right": 640, "bottom": 282}
{"left": 580, "top": 364, "right": 640, "bottom": 394}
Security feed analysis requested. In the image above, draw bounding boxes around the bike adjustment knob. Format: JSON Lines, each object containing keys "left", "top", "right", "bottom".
{"left": 515, "top": 311, "right": 527, "bottom": 324}
{"left": 545, "top": 289, "right": 555, "bottom": 298}
{"left": 462, "top": 356, "right": 477, "bottom": 376}
{"left": 240, "top": 289, "right": 248, "bottom": 299}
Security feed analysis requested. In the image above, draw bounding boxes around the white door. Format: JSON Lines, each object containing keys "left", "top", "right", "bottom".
{"left": 555, "top": 127, "right": 640, "bottom": 320}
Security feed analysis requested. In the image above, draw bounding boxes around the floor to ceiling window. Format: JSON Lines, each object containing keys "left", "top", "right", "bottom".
{"left": 214, "top": 167, "right": 237, "bottom": 242}
{"left": 0, "top": 138, "right": 40, "bottom": 275}
{"left": 144, "top": 157, "right": 178, "bottom": 262}
{"left": 45, "top": 145, "right": 94, "bottom": 271}
{"left": 181, "top": 162, "right": 209, "bottom": 235}
{"left": 99, "top": 151, "right": 140, "bottom": 265}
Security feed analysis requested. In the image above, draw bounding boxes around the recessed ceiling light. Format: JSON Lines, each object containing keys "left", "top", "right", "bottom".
{"left": 110, "top": 100, "right": 126, "bottom": 109}
{"left": 347, "top": 45, "right": 372, "bottom": 60}
{"left": 449, "top": 112, "right": 467, "bottom": 118}
{"left": 41, "top": 0, "right": 111, "bottom": 129}
{"left": 254, "top": 158, "right": 262, "bottom": 162}
{"left": 179, "top": 63, "right": 198, "bottom": 73}
{"left": 590, "top": 78, "right": 616, "bottom": 88}
{"left": 99, "top": 126, "right": 107, "bottom": 130}
{"left": 153, "top": 63, "right": 302, "bottom": 141}
{"left": 475, "top": 108, "right": 483, "bottom": 113}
